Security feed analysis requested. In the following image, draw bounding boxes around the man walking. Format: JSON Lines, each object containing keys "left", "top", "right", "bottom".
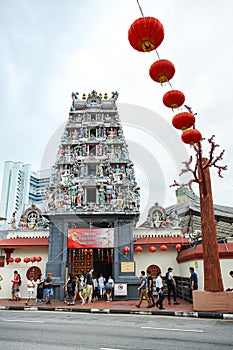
{"left": 155, "top": 271, "right": 165, "bottom": 310}
{"left": 146, "top": 270, "right": 155, "bottom": 307}
{"left": 189, "top": 267, "right": 198, "bottom": 298}
{"left": 135, "top": 271, "right": 152, "bottom": 308}
{"left": 44, "top": 272, "right": 53, "bottom": 305}
{"left": 166, "top": 267, "right": 179, "bottom": 305}
{"left": 84, "top": 268, "right": 94, "bottom": 304}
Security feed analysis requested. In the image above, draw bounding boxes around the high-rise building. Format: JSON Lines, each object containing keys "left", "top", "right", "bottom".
{"left": 0, "top": 161, "right": 50, "bottom": 224}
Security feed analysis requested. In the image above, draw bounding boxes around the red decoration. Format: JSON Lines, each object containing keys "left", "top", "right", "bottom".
{"left": 84, "top": 249, "right": 88, "bottom": 255}
{"left": 128, "top": 17, "right": 164, "bottom": 52}
{"left": 176, "top": 244, "right": 182, "bottom": 252}
{"left": 8, "top": 257, "right": 14, "bottom": 263}
{"left": 149, "top": 246, "right": 156, "bottom": 253}
{"left": 30, "top": 256, "right": 36, "bottom": 263}
{"left": 135, "top": 245, "right": 142, "bottom": 253}
{"left": 149, "top": 59, "right": 175, "bottom": 84}
{"left": 163, "top": 90, "right": 185, "bottom": 109}
{"left": 172, "top": 112, "right": 195, "bottom": 130}
{"left": 123, "top": 246, "right": 130, "bottom": 255}
{"left": 15, "top": 257, "right": 21, "bottom": 264}
{"left": 88, "top": 249, "right": 93, "bottom": 255}
{"left": 23, "top": 257, "right": 30, "bottom": 263}
{"left": 36, "top": 256, "right": 42, "bottom": 262}
{"left": 181, "top": 129, "right": 202, "bottom": 144}
{"left": 160, "top": 245, "right": 168, "bottom": 252}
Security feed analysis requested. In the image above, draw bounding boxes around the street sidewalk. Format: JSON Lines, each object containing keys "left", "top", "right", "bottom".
{"left": 0, "top": 297, "right": 233, "bottom": 319}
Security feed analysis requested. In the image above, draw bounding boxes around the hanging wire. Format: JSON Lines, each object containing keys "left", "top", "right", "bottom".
{"left": 136, "top": 0, "right": 144, "bottom": 17}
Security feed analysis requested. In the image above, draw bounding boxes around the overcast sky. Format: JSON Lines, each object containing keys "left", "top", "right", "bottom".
{"left": 0, "top": 0, "right": 232, "bottom": 223}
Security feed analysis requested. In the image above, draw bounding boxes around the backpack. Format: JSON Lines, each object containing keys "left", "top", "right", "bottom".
{"left": 18, "top": 274, "right": 22, "bottom": 286}
{"left": 67, "top": 280, "right": 73, "bottom": 293}
{"left": 165, "top": 272, "right": 170, "bottom": 285}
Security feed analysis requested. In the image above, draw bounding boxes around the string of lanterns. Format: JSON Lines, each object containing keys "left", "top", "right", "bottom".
{"left": 134, "top": 244, "right": 182, "bottom": 253}
{"left": 7, "top": 256, "right": 42, "bottom": 264}
{"left": 128, "top": 4, "right": 202, "bottom": 145}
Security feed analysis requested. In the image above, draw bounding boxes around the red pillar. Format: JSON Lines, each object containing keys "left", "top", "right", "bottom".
{"left": 198, "top": 158, "right": 223, "bottom": 291}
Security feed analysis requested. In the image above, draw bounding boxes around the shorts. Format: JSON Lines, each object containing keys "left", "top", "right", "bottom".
{"left": 28, "top": 290, "right": 34, "bottom": 299}
{"left": 45, "top": 288, "right": 53, "bottom": 298}
{"left": 12, "top": 285, "right": 19, "bottom": 294}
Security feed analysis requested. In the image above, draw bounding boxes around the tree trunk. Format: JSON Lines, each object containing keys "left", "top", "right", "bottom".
{"left": 198, "top": 158, "right": 223, "bottom": 291}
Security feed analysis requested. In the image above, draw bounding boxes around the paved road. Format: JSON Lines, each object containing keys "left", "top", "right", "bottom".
{"left": 0, "top": 310, "right": 232, "bottom": 350}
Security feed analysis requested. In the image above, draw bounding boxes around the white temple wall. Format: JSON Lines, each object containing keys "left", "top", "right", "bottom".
{"left": 134, "top": 248, "right": 180, "bottom": 277}
{"left": 0, "top": 247, "right": 47, "bottom": 299}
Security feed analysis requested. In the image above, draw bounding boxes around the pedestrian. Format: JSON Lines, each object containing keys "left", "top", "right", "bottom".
{"left": 11, "top": 270, "right": 20, "bottom": 301}
{"left": 155, "top": 271, "right": 165, "bottom": 310}
{"left": 135, "top": 271, "right": 152, "bottom": 308}
{"left": 74, "top": 274, "right": 85, "bottom": 304}
{"left": 106, "top": 275, "right": 114, "bottom": 302}
{"left": 93, "top": 276, "right": 99, "bottom": 300}
{"left": 226, "top": 270, "right": 233, "bottom": 291}
{"left": 35, "top": 273, "right": 44, "bottom": 303}
{"left": 165, "top": 267, "right": 180, "bottom": 305}
{"left": 25, "top": 275, "right": 36, "bottom": 306}
{"left": 84, "top": 268, "right": 94, "bottom": 304}
{"left": 65, "top": 273, "right": 74, "bottom": 305}
{"left": 44, "top": 272, "right": 53, "bottom": 305}
{"left": 146, "top": 270, "right": 155, "bottom": 307}
{"left": 98, "top": 273, "right": 106, "bottom": 299}
{"left": 189, "top": 267, "right": 198, "bottom": 298}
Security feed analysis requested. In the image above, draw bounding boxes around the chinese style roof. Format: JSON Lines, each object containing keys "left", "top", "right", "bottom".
{"left": 0, "top": 237, "right": 48, "bottom": 249}
{"left": 133, "top": 236, "right": 189, "bottom": 246}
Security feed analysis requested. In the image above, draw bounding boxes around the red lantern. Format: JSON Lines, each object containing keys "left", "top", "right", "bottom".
{"left": 123, "top": 246, "right": 130, "bottom": 255}
{"left": 36, "top": 256, "right": 42, "bottom": 262}
{"left": 15, "top": 257, "right": 21, "bottom": 264}
{"left": 176, "top": 244, "right": 182, "bottom": 252}
{"left": 128, "top": 17, "right": 164, "bottom": 52}
{"left": 160, "top": 245, "right": 168, "bottom": 252}
{"left": 149, "top": 59, "right": 175, "bottom": 84}
{"left": 172, "top": 112, "right": 195, "bottom": 130}
{"left": 181, "top": 129, "right": 202, "bottom": 144}
{"left": 30, "top": 256, "right": 36, "bottom": 263}
{"left": 88, "top": 249, "right": 93, "bottom": 255}
{"left": 84, "top": 249, "right": 88, "bottom": 255}
{"left": 149, "top": 246, "right": 156, "bottom": 253}
{"left": 8, "top": 257, "right": 14, "bottom": 263}
{"left": 23, "top": 257, "right": 30, "bottom": 263}
{"left": 163, "top": 90, "right": 185, "bottom": 109}
{"left": 135, "top": 245, "right": 142, "bottom": 253}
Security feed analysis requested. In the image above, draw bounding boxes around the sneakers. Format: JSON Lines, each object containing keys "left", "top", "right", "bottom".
{"left": 135, "top": 304, "right": 140, "bottom": 308}
{"left": 174, "top": 302, "right": 180, "bottom": 305}
{"left": 81, "top": 301, "right": 85, "bottom": 305}
{"left": 146, "top": 305, "right": 152, "bottom": 308}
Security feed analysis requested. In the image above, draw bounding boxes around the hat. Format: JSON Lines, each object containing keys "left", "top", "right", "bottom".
{"left": 168, "top": 267, "right": 173, "bottom": 271}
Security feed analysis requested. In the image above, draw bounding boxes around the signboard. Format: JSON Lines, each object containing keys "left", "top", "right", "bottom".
{"left": 114, "top": 283, "right": 127, "bottom": 296}
{"left": 121, "top": 262, "right": 135, "bottom": 273}
{"left": 68, "top": 228, "right": 114, "bottom": 248}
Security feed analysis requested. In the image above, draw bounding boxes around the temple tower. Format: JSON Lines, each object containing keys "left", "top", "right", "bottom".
{"left": 44, "top": 90, "right": 140, "bottom": 300}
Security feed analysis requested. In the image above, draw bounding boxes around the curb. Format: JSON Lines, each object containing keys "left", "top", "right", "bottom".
{"left": 1, "top": 305, "right": 233, "bottom": 319}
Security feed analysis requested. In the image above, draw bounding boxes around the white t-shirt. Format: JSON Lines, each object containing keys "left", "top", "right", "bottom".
{"left": 27, "top": 279, "right": 35, "bottom": 292}
{"left": 98, "top": 276, "right": 105, "bottom": 287}
{"left": 156, "top": 275, "right": 163, "bottom": 289}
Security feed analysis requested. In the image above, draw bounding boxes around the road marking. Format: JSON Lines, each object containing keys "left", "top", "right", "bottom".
{"left": 4, "top": 319, "right": 44, "bottom": 323}
{"left": 100, "top": 348, "right": 123, "bottom": 350}
{"left": 141, "top": 326, "right": 203, "bottom": 333}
